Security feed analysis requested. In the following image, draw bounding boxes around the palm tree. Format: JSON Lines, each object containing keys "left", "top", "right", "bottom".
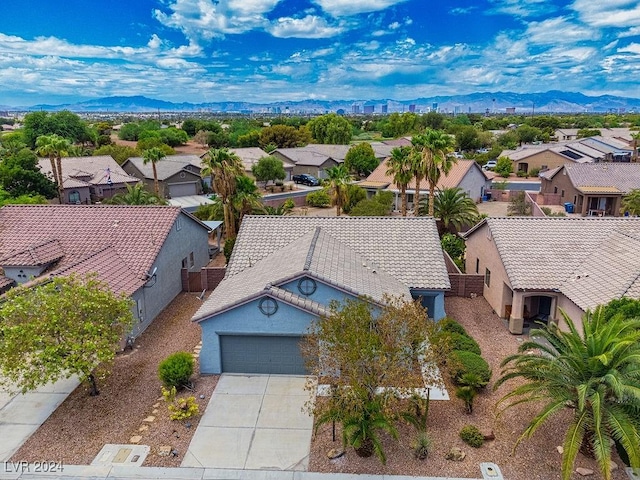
{"left": 202, "top": 148, "right": 244, "bottom": 238}
{"left": 232, "top": 175, "right": 262, "bottom": 226}
{"left": 621, "top": 188, "right": 640, "bottom": 216}
{"left": 412, "top": 129, "right": 455, "bottom": 217}
{"left": 386, "top": 147, "right": 413, "bottom": 216}
{"left": 419, "top": 187, "right": 480, "bottom": 234}
{"left": 142, "top": 147, "right": 165, "bottom": 197}
{"left": 496, "top": 308, "right": 640, "bottom": 480}
{"left": 35, "top": 134, "right": 70, "bottom": 203}
{"left": 325, "top": 164, "right": 351, "bottom": 216}
{"left": 409, "top": 139, "right": 425, "bottom": 213}
{"left": 104, "top": 182, "right": 166, "bottom": 205}
{"left": 631, "top": 132, "right": 640, "bottom": 163}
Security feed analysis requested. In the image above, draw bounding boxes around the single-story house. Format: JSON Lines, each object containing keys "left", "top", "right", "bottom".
{"left": 230, "top": 147, "right": 294, "bottom": 181}
{"left": 360, "top": 159, "right": 490, "bottom": 208}
{"left": 38, "top": 155, "right": 140, "bottom": 204}
{"left": 0, "top": 205, "right": 210, "bottom": 338}
{"left": 539, "top": 163, "right": 640, "bottom": 216}
{"left": 192, "top": 216, "right": 450, "bottom": 375}
{"left": 462, "top": 217, "right": 640, "bottom": 334}
{"left": 499, "top": 147, "right": 581, "bottom": 174}
{"left": 122, "top": 155, "right": 204, "bottom": 198}
{"left": 555, "top": 128, "right": 634, "bottom": 143}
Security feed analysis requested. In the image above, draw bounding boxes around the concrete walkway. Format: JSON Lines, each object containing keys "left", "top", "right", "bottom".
{"left": 182, "top": 374, "right": 314, "bottom": 471}
{"left": 0, "top": 376, "right": 80, "bottom": 461}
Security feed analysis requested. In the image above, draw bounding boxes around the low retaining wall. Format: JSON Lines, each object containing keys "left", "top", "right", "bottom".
{"left": 447, "top": 274, "right": 484, "bottom": 297}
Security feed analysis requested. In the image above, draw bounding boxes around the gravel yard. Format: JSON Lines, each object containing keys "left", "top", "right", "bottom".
{"left": 11, "top": 293, "right": 218, "bottom": 468}
{"left": 309, "top": 296, "right": 627, "bottom": 480}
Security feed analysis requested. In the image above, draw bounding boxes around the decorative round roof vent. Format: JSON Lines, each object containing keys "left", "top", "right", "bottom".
{"left": 297, "top": 277, "right": 317, "bottom": 296}
{"left": 258, "top": 297, "right": 278, "bottom": 316}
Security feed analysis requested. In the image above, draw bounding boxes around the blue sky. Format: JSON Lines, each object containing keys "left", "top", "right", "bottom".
{"left": 1, "top": 0, "right": 639, "bottom": 106}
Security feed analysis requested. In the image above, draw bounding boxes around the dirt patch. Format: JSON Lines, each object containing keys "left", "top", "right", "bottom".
{"left": 11, "top": 293, "right": 218, "bottom": 468}
{"left": 309, "top": 296, "right": 627, "bottom": 480}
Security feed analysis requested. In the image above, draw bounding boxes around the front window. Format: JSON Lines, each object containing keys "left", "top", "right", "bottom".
{"left": 69, "top": 191, "right": 80, "bottom": 204}
{"left": 485, "top": 268, "right": 491, "bottom": 287}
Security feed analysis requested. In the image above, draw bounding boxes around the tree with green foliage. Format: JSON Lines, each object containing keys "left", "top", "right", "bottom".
{"left": 326, "top": 164, "right": 351, "bottom": 216}
{"left": 497, "top": 131, "right": 519, "bottom": 149}
{"left": 259, "top": 125, "right": 308, "bottom": 149}
{"left": 306, "top": 189, "right": 331, "bottom": 207}
{"left": 0, "top": 189, "right": 48, "bottom": 206}
{"left": 386, "top": 146, "right": 413, "bottom": 216}
{"left": 35, "top": 134, "right": 70, "bottom": 203}
{"left": 621, "top": 189, "right": 640, "bottom": 216}
{"left": 0, "top": 275, "right": 135, "bottom": 396}
{"left": 494, "top": 156, "right": 513, "bottom": 177}
{"left": 419, "top": 187, "right": 479, "bottom": 235}
{"left": 93, "top": 144, "right": 140, "bottom": 165}
{"left": 142, "top": 147, "right": 166, "bottom": 197}
{"left": 455, "top": 125, "right": 481, "bottom": 152}
{"left": 342, "top": 184, "right": 367, "bottom": 214}
{"left": 232, "top": 175, "right": 262, "bottom": 226}
{"left": 104, "top": 182, "right": 166, "bottom": 205}
{"left": 344, "top": 142, "right": 378, "bottom": 176}
{"left": 412, "top": 129, "right": 455, "bottom": 217}
{"left": 22, "top": 110, "right": 92, "bottom": 148}
{"left": 307, "top": 113, "right": 353, "bottom": 144}
{"left": 302, "top": 296, "right": 442, "bottom": 464}
{"left": 202, "top": 148, "right": 244, "bottom": 238}
{"left": 0, "top": 148, "right": 57, "bottom": 198}
{"left": 496, "top": 307, "right": 640, "bottom": 480}
{"left": 349, "top": 191, "right": 394, "bottom": 216}
{"left": 516, "top": 124, "right": 542, "bottom": 144}
{"left": 381, "top": 112, "right": 419, "bottom": 138}
{"left": 251, "top": 156, "right": 286, "bottom": 184}
{"left": 441, "top": 232, "right": 466, "bottom": 271}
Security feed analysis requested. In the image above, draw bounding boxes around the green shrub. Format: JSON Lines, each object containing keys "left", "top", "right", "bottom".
{"left": 449, "top": 332, "right": 481, "bottom": 355}
{"left": 439, "top": 318, "right": 467, "bottom": 336}
{"left": 516, "top": 170, "right": 528, "bottom": 178}
{"left": 494, "top": 157, "right": 513, "bottom": 178}
{"left": 223, "top": 238, "right": 235, "bottom": 264}
{"left": 459, "top": 424, "right": 484, "bottom": 447}
{"left": 158, "top": 352, "right": 194, "bottom": 389}
{"left": 448, "top": 350, "right": 491, "bottom": 385}
{"left": 162, "top": 386, "right": 200, "bottom": 420}
{"left": 412, "top": 432, "right": 432, "bottom": 460}
{"left": 306, "top": 189, "right": 331, "bottom": 207}
{"left": 529, "top": 167, "right": 540, "bottom": 177}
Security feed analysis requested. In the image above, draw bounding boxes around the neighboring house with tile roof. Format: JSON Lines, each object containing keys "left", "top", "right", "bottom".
{"left": 462, "top": 217, "right": 640, "bottom": 334}
{"left": 192, "top": 215, "right": 450, "bottom": 374}
{"left": 0, "top": 205, "right": 210, "bottom": 338}
{"left": 540, "top": 163, "right": 640, "bottom": 216}
{"left": 229, "top": 147, "right": 294, "bottom": 181}
{"left": 122, "top": 155, "right": 204, "bottom": 198}
{"left": 38, "top": 155, "right": 140, "bottom": 204}
{"left": 361, "top": 159, "right": 490, "bottom": 210}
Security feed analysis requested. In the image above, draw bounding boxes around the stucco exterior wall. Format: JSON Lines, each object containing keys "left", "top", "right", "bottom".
{"left": 513, "top": 150, "right": 569, "bottom": 173}
{"left": 464, "top": 223, "right": 513, "bottom": 318}
{"left": 556, "top": 295, "right": 586, "bottom": 331}
{"left": 457, "top": 167, "right": 491, "bottom": 202}
{"left": 63, "top": 186, "right": 91, "bottom": 205}
{"left": 198, "top": 296, "right": 320, "bottom": 374}
{"left": 131, "top": 213, "right": 209, "bottom": 337}
{"left": 279, "top": 277, "right": 356, "bottom": 307}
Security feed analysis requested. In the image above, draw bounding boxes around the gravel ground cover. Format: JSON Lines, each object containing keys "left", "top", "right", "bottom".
{"left": 11, "top": 293, "right": 218, "bottom": 468}
{"left": 309, "top": 296, "right": 627, "bottom": 480}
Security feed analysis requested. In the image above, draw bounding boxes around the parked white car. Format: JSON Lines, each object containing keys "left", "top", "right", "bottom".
{"left": 483, "top": 160, "right": 497, "bottom": 170}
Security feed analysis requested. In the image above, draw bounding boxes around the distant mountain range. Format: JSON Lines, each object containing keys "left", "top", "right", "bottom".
{"left": 2, "top": 91, "right": 640, "bottom": 114}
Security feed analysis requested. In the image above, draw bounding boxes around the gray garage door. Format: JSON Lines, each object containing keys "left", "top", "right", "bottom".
{"left": 220, "top": 335, "right": 307, "bottom": 374}
{"left": 168, "top": 182, "right": 198, "bottom": 198}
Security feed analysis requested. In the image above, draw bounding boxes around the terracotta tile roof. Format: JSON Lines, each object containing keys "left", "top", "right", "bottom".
{"left": 564, "top": 163, "right": 640, "bottom": 194}
{"left": 365, "top": 159, "right": 482, "bottom": 191}
{"left": 0, "top": 205, "right": 188, "bottom": 294}
{"left": 0, "top": 239, "right": 64, "bottom": 267}
{"left": 463, "top": 217, "right": 640, "bottom": 292}
{"left": 0, "top": 275, "right": 15, "bottom": 291}
{"left": 193, "top": 225, "right": 413, "bottom": 321}
{"left": 225, "top": 215, "right": 450, "bottom": 290}
{"left": 38, "top": 156, "right": 139, "bottom": 187}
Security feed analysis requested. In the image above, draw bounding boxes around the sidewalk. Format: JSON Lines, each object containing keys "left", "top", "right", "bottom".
{"left": 0, "top": 377, "right": 80, "bottom": 462}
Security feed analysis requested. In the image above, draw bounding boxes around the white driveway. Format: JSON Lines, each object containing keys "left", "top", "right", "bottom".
{"left": 182, "top": 374, "right": 315, "bottom": 471}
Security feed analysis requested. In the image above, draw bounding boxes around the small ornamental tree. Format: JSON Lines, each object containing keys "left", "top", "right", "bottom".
{"left": 344, "top": 142, "right": 379, "bottom": 176}
{"left": 302, "top": 296, "right": 445, "bottom": 464}
{"left": 494, "top": 156, "right": 513, "bottom": 178}
{"left": 0, "top": 274, "right": 135, "bottom": 396}
{"left": 251, "top": 155, "right": 286, "bottom": 184}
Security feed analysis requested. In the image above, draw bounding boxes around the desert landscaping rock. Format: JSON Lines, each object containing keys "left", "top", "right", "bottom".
{"left": 445, "top": 447, "right": 466, "bottom": 461}
{"left": 557, "top": 446, "right": 564, "bottom": 454}
{"left": 143, "top": 416, "right": 155, "bottom": 422}
{"left": 138, "top": 425, "right": 149, "bottom": 432}
{"left": 158, "top": 446, "right": 172, "bottom": 457}
{"left": 576, "top": 467, "right": 595, "bottom": 476}
{"left": 327, "top": 448, "right": 345, "bottom": 460}
{"left": 481, "top": 430, "right": 495, "bottom": 441}
{"left": 129, "top": 435, "right": 142, "bottom": 444}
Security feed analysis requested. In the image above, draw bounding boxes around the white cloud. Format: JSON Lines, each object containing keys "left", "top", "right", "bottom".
{"left": 571, "top": 0, "right": 640, "bottom": 28}
{"left": 312, "top": 0, "right": 409, "bottom": 17}
{"left": 525, "top": 17, "right": 597, "bottom": 45}
{"left": 487, "top": 0, "right": 557, "bottom": 18}
{"left": 618, "top": 43, "right": 640, "bottom": 54}
{"left": 388, "top": 21, "right": 401, "bottom": 30}
{"left": 450, "top": 7, "right": 477, "bottom": 15}
{"left": 153, "top": 0, "right": 282, "bottom": 41}
{"left": 268, "top": 15, "right": 344, "bottom": 38}
{"left": 619, "top": 26, "right": 640, "bottom": 38}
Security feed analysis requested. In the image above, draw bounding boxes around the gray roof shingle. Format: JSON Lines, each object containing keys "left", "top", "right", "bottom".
{"left": 564, "top": 163, "right": 640, "bottom": 194}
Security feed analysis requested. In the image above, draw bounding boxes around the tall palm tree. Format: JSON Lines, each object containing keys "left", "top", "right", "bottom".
{"left": 631, "top": 132, "right": 640, "bottom": 163}
{"left": 325, "top": 164, "right": 351, "bottom": 216}
{"left": 142, "top": 147, "right": 165, "bottom": 197}
{"left": 232, "top": 175, "right": 262, "bottom": 226}
{"left": 409, "top": 139, "right": 425, "bottom": 214}
{"left": 419, "top": 187, "right": 480, "bottom": 235}
{"left": 496, "top": 308, "right": 640, "bottom": 480}
{"left": 35, "top": 134, "right": 70, "bottom": 203}
{"left": 385, "top": 147, "right": 413, "bottom": 216}
{"left": 412, "top": 129, "right": 455, "bottom": 217}
{"left": 104, "top": 182, "right": 166, "bottom": 205}
{"left": 202, "top": 148, "right": 244, "bottom": 238}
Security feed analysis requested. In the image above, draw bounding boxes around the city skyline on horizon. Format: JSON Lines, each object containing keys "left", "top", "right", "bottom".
{"left": 1, "top": 0, "right": 639, "bottom": 106}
